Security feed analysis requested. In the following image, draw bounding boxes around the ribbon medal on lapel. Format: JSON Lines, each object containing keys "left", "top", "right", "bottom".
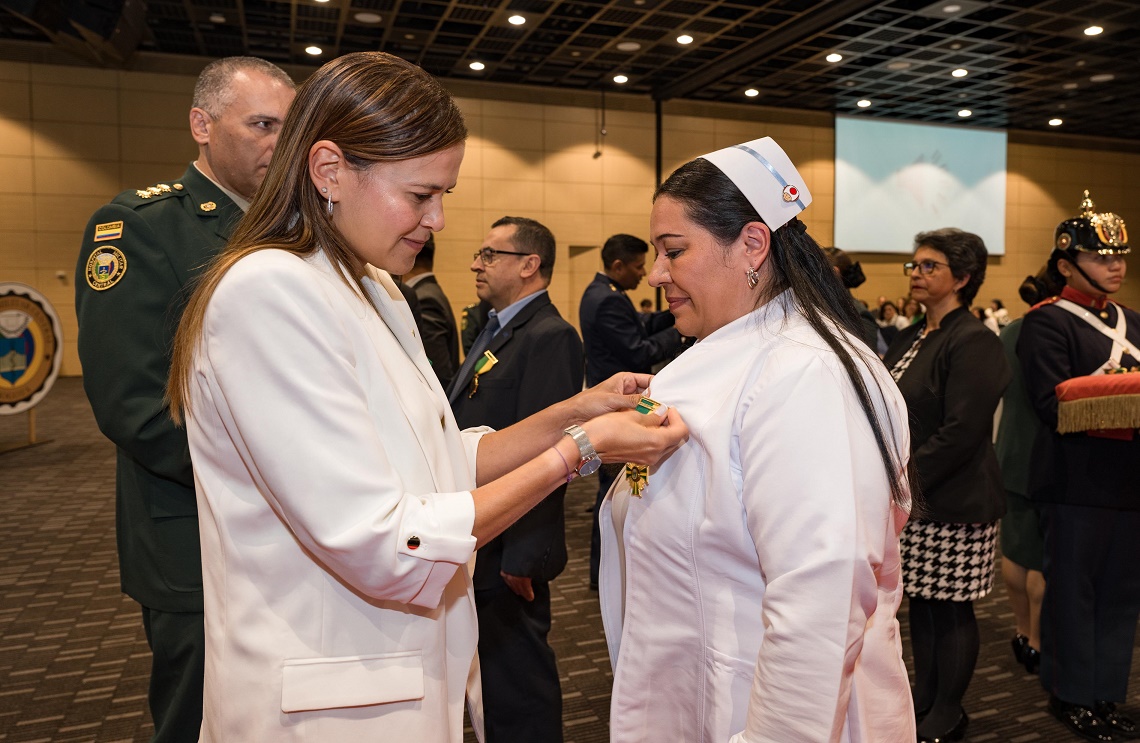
{"left": 625, "top": 395, "right": 664, "bottom": 497}
{"left": 468, "top": 351, "right": 498, "bottom": 398}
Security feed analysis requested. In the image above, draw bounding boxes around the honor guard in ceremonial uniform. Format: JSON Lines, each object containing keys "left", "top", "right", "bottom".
{"left": 448, "top": 217, "right": 584, "bottom": 743}
{"left": 74, "top": 57, "right": 294, "bottom": 743}
{"left": 1017, "top": 191, "right": 1140, "bottom": 742}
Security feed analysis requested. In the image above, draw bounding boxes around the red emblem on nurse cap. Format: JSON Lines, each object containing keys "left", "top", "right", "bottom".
{"left": 782, "top": 185, "right": 799, "bottom": 202}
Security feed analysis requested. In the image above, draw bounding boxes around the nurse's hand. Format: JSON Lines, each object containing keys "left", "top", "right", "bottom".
{"left": 581, "top": 405, "right": 687, "bottom": 467}
{"left": 567, "top": 372, "right": 654, "bottom": 423}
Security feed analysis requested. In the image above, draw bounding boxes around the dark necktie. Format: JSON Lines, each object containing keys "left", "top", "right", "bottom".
{"left": 447, "top": 314, "right": 500, "bottom": 403}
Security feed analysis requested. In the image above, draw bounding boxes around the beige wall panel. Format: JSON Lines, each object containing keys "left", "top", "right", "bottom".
{"left": 544, "top": 120, "right": 595, "bottom": 152}
{"left": 0, "top": 231, "right": 36, "bottom": 270}
{"left": 0, "top": 155, "right": 33, "bottom": 194}
{"left": 33, "top": 268, "right": 73, "bottom": 309}
{"left": 661, "top": 130, "right": 716, "bottom": 162}
{"left": 0, "top": 193, "right": 35, "bottom": 231}
{"left": 601, "top": 214, "right": 652, "bottom": 241}
{"left": 543, "top": 104, "right": 595, "bottom": 125}
{"left": 33, "top": 85, "right": 117, "bottom": 124}
{"left": 440, "top": 207, "right": 487, "bottom": 243}
{"left": 602, "top": 110, "right": 652, "bottom": 128}
{"left": 61, "top": 342, "right": 79, "bottom": 376}
{"left": 453, "top": 96, "right": 482, "bottom": 118}
{"left": 601, "top": 151, "right": 654, "bottom": 186}
{"left": 0, "top": 80, "right": 31, "bottom": 119}
{"left": 481, "top": 147, "right": 543, "bottom": 182}
{"left": 33, "top": 121, "right": 118, "bottom": 161}
{"left": 31, "top": 64, "right": 116, "bottom": 88}
{"left": 603, "top": 183, "right": 654, "bottom": 216}
{"left": 544, "top": 182, "right": 602, "bottom": 214}
{"left": 4, "top": 268, "right": 35, "bottom": 285}
{"left": 119, "top": 126, "right": 196, "bottom": 164}
{"left": 34, "top": 194, "right": 107, "bottom": 234}
{"left": 34, "top": 158, "right": 120, "bottom": 196}
{"left": 120, "top": 90, "right": 191, "bottom": 130}
{"left": 120, "top": 70, "right": 196, "bottom": 95}
{"left": 0, "top": 117, "right": 32, "bottom": 156}
{"left": 456, "top": 143, "right": 482, "bottom": 181}
{"left": 0, "top": 60, "right": 29, "bottom": 81}
{"left": 541, "top": 212, "right": 603, "bottom": 248}
{"left": 482, "top": 178, "right": 544, "bottom": 213}
{"left": 36, "top": 230, "right": 82, "bottom": 269}
{"left": 119, "top": 163, "right": 192, "bottom": 192}
{"left": 665, "top": 114, "right": 714, "bottom": 134}
{"left": 434, "top": 270, "right": 478, "bottom": 311}
{"left": 600, "top": 125, "right": 656, "bottom": 158}
{"left": 480, "top": 99, "right": 542, "bottom": 121}
{"left": 544, "top": 149, "right": 602, "bottom": 184}
{"left": 482, "top": 116, "right": 544, "bottom": 150}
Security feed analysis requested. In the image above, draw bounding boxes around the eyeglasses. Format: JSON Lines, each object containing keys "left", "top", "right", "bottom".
{"left": 903, "top": 259, "right": 950, "bottom": 276}
{"left": 474, "top": 247, "right": 532, "bottom": 266}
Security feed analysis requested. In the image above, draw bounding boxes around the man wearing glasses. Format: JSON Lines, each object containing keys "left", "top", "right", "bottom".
{"left": 448, "top": 216, "right": 583, "bottom": 743}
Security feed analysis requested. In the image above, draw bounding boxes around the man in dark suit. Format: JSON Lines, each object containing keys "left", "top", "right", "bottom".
{"left": 75, "top": 57, "right": 294, "bottom": 743}
{"left": 405, "top": 234, "right": 460, "bottom": 387}
{"left": 579, "top": 233, "right": 681, "bottom": 588}
{"left": 448, "top": 216, "right": 583, "bottom": 743}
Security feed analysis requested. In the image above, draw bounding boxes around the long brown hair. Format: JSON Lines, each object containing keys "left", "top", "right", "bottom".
{"left": 168, "top": 51, "right": 467, "bottom": 423}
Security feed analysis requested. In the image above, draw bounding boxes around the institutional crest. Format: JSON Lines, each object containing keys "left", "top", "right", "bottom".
{"left": 0, "top": 283, "right": 63, "bottom": 415}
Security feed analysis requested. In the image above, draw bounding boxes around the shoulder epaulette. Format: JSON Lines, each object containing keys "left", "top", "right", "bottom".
{"left": 125, "top": 181, "right": 185, "bottom": 204}
{"left": 1027, "top": 296, "right": 1061, "bottom": 313}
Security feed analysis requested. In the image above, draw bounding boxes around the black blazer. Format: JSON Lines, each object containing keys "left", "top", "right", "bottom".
{"left": 410, "top": 275, "right": 460, "bottom": 388}
{"left": 450, "top": 292, "right": 584, "bottom": 589}
{"left": 579, "top": 272, "right": 680, "bottom": 386}
{"left": 883, "top": 306, "right": 1011, "bottom": 523}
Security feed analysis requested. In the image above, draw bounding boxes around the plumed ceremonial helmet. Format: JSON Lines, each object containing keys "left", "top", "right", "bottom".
{"left": 1053, "top": 190, "right": 1129, "bottom": 257}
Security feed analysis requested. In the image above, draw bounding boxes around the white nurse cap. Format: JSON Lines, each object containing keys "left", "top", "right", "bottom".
{"left": 699, "top": 137, "right": 812, "bottom": 230}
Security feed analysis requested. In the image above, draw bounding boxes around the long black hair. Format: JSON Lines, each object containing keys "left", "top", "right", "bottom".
{"left": 655, "top": 158, "right": 911, "bottom": 509}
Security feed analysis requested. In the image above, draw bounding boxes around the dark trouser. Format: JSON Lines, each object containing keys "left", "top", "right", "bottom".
{"left": 140, "top": 606, "right": 205, "bottom": 743}
{"left": 476, "top": 580, "right": 563, "bottom": 743}
{"left": 1040, "top": 503, "right": 1140, "bottom": 706}
{"left": 589, "top": 466, "right": 618, "bottom": 587}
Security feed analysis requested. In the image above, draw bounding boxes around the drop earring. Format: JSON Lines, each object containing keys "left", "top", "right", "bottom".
{"left": 746, "top": 266, "right": 760, "bottom": 289}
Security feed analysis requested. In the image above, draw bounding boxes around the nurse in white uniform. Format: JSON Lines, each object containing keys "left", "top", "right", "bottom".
{"left": 165, "top": 52, "right": 686, "bottom": 742}
{"left": 599, "top": 138, "right": 916, "bottom": 742}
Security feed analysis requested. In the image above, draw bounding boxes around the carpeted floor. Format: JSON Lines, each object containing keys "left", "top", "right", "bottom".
{"left": 1, "top": 377, "right": 1135, "bottom": 742}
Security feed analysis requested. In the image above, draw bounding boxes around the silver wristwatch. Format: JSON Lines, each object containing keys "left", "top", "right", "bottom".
{"left": 563, "top": 424, "right": 601, "bottom": 477}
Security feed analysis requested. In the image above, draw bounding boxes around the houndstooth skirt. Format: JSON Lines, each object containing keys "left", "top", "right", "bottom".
{"left": 900, "top": 519, "right": 999, "bottom": 602}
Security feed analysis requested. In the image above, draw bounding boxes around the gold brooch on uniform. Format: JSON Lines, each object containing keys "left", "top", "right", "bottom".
{"left": 468, "top": 351, "right": 498, "bottom": 398}
{"left": 200, "top": 201, "right": 217, "bottom": 212}
{"left": 85, "top": 246, "right": 128, "bottom": 291}
{"left": 625, "top": 463, "right": 648, "bottom": 498}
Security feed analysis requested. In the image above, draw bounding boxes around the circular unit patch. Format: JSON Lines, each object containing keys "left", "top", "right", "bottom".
{"left": 0, "top": 282, "right": 63, "bottom": 416}
{"left": 85, "top": 246, "right": 128, "bottom": 291}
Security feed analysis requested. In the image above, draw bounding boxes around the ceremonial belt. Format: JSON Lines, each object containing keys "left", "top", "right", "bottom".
{"left": 1055, "top": 298, "right": 1140, "bottom": 374}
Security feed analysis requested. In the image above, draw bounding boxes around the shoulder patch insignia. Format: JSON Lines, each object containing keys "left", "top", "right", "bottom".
{"left": 200, "top": 201, "right": 217, "bottom": 212}
{"left": 93, "top": 221, "right": 123, "bottom": 242}
{"left": 85, "top": 246, "right": 128, "bottom": 291}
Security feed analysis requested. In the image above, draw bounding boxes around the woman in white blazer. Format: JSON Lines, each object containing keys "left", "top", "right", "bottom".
{"left": 598, "top": 138, "right": 915, "bottom": 742}
{"left": 166, "top": 52, "right": 686, "bottom": 742}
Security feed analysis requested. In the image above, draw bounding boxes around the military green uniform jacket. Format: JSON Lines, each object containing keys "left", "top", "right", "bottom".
{"left": 75, "top": 164, "right": 241, "bottom": 612}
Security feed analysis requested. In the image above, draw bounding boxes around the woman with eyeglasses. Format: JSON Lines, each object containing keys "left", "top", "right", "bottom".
{"left": 165, "top": 52, "right": 686, "bottom": 741}
{"left": 883, "top": 229, "right": 1011, "bottom": 742}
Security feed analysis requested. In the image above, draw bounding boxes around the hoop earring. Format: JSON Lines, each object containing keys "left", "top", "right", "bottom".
{"left": 326, "top": 192, "right": 334, "bottom": 216}
{"left": 746, "top": 266, "right": 760, "bottom": 289}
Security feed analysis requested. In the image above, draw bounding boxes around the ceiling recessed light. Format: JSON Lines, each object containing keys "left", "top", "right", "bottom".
{"left": 613, "top": 74, "right": 629, "bottom": 84}
{"left": 951, "top": 68, "right": 968, "bottom": 77}
{"left": 404, "top": 33, "right": 415, "bottom": 40}
{"left": 887, "top": 60, "right": 911, "bottom": 71}
{"left": 305, "top": 45, "right": 322, "bottom": 55}
{"left": 1090, "top": 73, "right": 1114, "bottom": 82}
{"left": 957, "top": 109, "right": 972, "bottom": 117}
{"left": 354, "top": 12, "right": 381, "bottom": 23}
{"left": 1084, "top": 25, "right": 1103, "bottom": 36}
{"left": 942, "top": 3, "right": 961, "bottom": 12}
{"left": 949, "top": 42, "right": 962, "bottom": 50}
{"left": 845, "top": 80, "right": 856, "bottom": 86}
{"left": 744, "top": 88, "right": 759, "bottom": 97}
{"left": 616, "top": 41, "right": 641, "bottom": 52}
{"left": 1049, "top": 118, "right": 1063, "bottom": 126}
{"left": 1062, "top": 82, "right": 1079, "bottom": 90}
{"left": 857, "top": 99, "right": 872, "bottom": 108}
{"left": 314, "top": 0, "right": 329, "bottom": 3}
{"left": 677, "top": 34, "right": 694, "bottom": 45}
{"left": 209, "top": 13, "right": 225, "bottom": 23}
{"left": 826, "top": 53, "right": 843, "bottom": 63}
{"left": 508, "top": 14, "right": 526, "bottom": 25}
{"left": 469, "top": 61, "right": 485, "bottom": 71}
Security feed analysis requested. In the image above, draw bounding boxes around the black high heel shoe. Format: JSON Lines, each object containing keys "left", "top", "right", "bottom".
{"left": 1011, "top": 633, "right": 1030, "bottom": 665}
{"left": 917, "top": 710, "right": 968, "bottom": 743}
{"left": 1022, "top": 645, "right": 1041, "bottom": 674}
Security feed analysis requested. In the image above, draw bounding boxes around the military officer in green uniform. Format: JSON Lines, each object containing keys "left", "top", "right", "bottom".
{"left": 74, "top": 57, "right": 294, "bottom": 743}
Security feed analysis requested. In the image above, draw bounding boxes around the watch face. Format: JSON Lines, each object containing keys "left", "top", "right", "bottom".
{"left": 578, "top": 457, "right": 602, "bottom": 477}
